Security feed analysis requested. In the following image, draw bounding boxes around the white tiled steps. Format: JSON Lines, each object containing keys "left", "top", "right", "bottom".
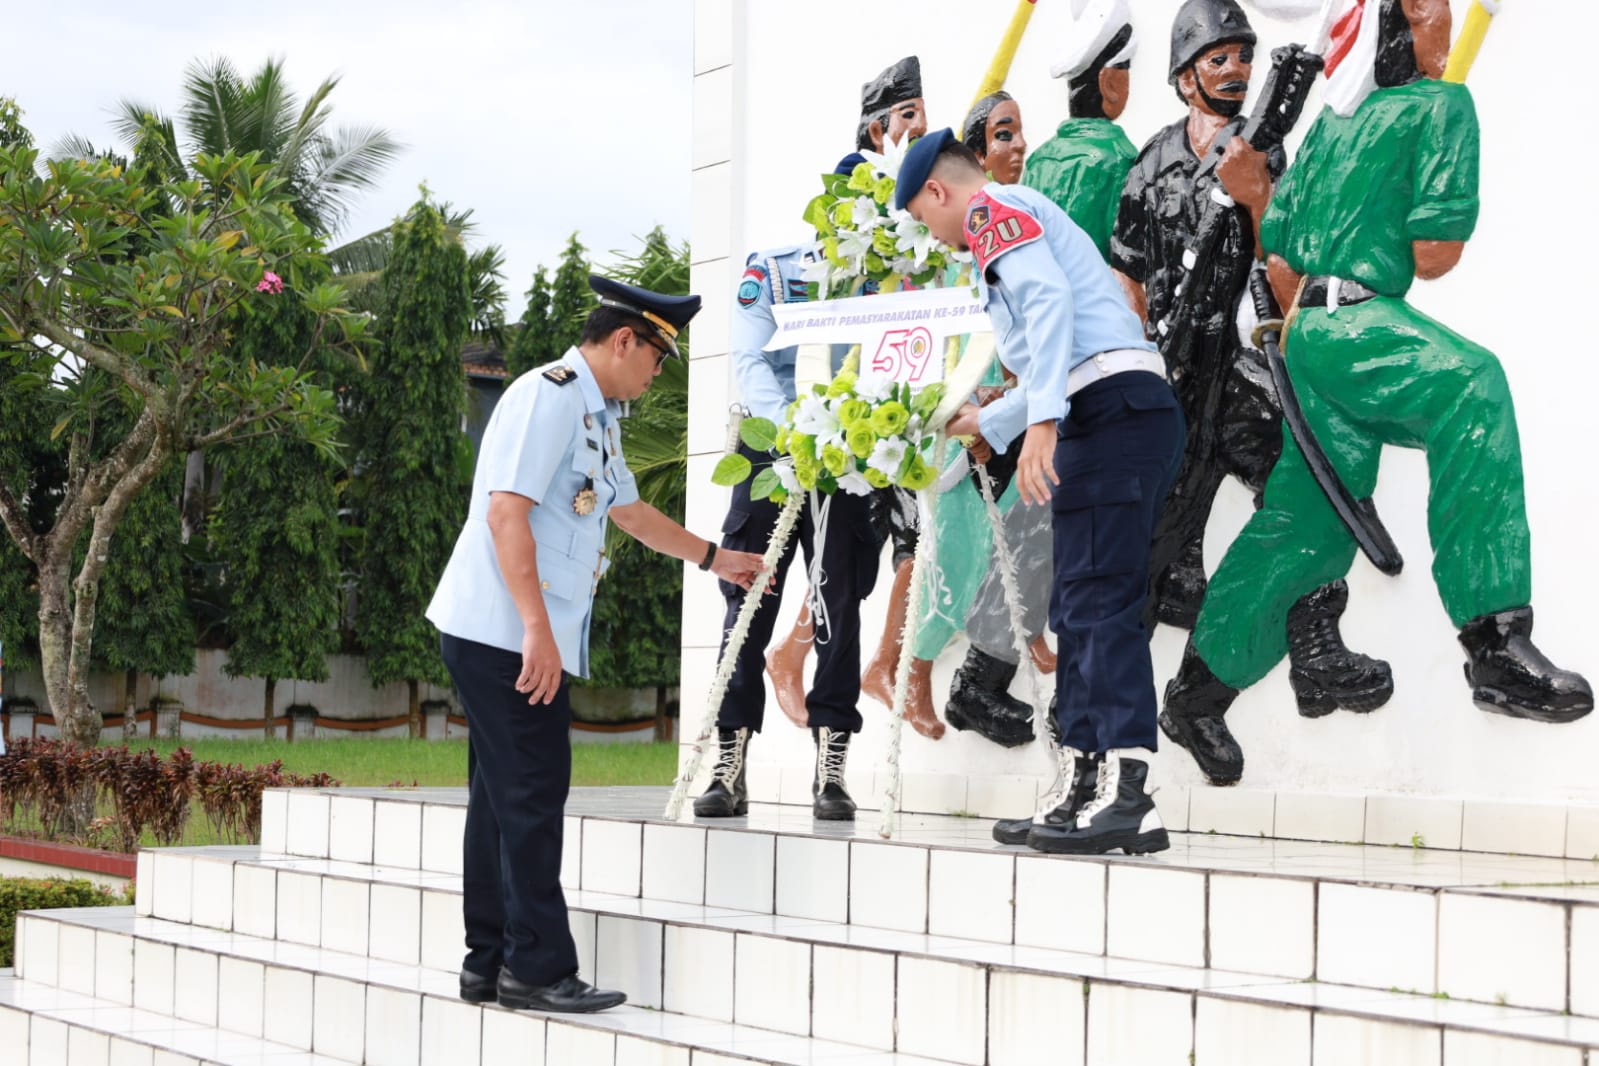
{"left": 257, "top": 787, "right": 1599, "bottom": 1015}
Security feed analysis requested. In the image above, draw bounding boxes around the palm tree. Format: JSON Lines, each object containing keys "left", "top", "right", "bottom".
{"left": 57, "top": 56, "right": 401, "bottom": 239}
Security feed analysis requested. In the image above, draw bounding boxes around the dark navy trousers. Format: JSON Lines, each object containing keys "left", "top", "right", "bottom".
{"left": 715, "top": 445, "right": 882, "bottom": 733}
{"left": 1050, "top": 372, "right": 1185, "bottom": 753}
{"left": 443, "top": 633, "right": 578, "bottom": 987}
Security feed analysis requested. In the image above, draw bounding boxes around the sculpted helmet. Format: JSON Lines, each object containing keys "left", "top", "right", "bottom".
{"left": 1168, "top": 0, "right": 1256, "bottom": 82}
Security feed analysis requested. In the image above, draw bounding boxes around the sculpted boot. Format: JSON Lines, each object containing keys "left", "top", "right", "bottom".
{"left": 944, "top": 646, "right": 1035, "bottom": 748}
{"left": 765, "top": 606, "right": 812, "bottom": 729}
{"left": 1027, "top": 750, "right": 1170, "bottom": 856}
{"left": 812, "top": 727, "right": 856, "bottom": 820}
{"left": 1458, "top": 608, "right": 1593, "bottom": 723}
{"left": 902, "top": 657, "right": 946, "bottom": 740}
{"left": 992, "top": 746, "right": 1098, "bottom": 845}
{"left": 1158, "top": 641, "right": 1245, "bottom": 785}
{"left": 1155, "top": 540, "right": 1208, "bottom": 630}
{"left": 693, "top": 728, "right": 750, "bottom": 817}
{"left": 1286, "top": 580, "right": 1395, "bottom": 717}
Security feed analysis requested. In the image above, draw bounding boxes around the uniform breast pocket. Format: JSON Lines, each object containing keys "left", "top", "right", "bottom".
{"left": 1052, "top": 475, "right": 1147, "bottom": 580}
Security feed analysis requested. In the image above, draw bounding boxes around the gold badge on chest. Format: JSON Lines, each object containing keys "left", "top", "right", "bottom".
{"left": 573, "top": 476, "right": 598, "bottom": 516}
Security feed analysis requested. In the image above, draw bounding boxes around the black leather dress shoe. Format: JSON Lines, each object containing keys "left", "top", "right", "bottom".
{"left": 496, "top": 969, "right": 627, "bottom": 1013}
{"left": 459, "top": 968, "right": 497, "bottom": 1004}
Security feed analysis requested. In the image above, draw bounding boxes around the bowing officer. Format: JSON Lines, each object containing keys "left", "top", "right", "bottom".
{"left": 899, "top": 130, "right": 1184, "bottom": 857}
{"left": 427, "top": 276, "right": 765, "bottom": 1013}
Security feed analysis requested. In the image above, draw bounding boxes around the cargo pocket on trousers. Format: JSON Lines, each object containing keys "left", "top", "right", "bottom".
{"left": 1052, "top": 475, "right": 1146, "bottom": 579}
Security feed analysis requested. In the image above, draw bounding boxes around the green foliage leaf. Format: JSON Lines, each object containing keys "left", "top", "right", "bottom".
{"left": 711, "top": 453, "right": 752, "bottom": 487}
{"left": 738, "top": 417, "right": 778, "bottom": 452}
{"left": 749, "top": 467, "right": 781, "bottom": 501}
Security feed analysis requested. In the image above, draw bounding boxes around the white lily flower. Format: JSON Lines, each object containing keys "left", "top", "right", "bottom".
{"left": 893, "top": 215, "right": 940, "bottom": 265}
{"left": 850, "top": 195, "right": 882, "bottom": 231}
{"left": 773, "top": 459, "right": 800, "bottom": 495}
{"left": 854, "top": 376, "right": 894, "bottom": 403}
{"left": 799, "top": 254, "right": 835, "bottom": 286}
{"left": 858, "top": 130, "right": 910, "bottom": 180}
{"left": 835, "top": 470, "right": 873, "bottom": 496}
{"left": 835, "top": 226, "right": 874, "bottom": 264}
{"left": 867, "top": 437, "right": 908, "bottom": 477}
{"left": 791, "top": 395, "right": 841, "bottom": 438}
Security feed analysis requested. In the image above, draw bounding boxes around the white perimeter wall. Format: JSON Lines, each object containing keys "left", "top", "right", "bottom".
{"left": 684, "top": 0, "right": 1599, "bottom": 812}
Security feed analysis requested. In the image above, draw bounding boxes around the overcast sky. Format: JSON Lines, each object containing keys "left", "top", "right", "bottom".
{"left": 7, "top": 0, "right": 693, "bottom": 318}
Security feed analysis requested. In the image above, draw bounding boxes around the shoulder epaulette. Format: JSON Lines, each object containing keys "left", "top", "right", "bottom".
{"left": 542, "top": 364, "right": 577, "bottom": 385}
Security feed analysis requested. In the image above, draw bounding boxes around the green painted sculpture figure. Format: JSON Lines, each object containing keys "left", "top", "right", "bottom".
{"left": 1020, "top": 0, "right": 1139, "bottom": 260}
{"left": 1161, "top": 0, "right": 1594, "bottom": 787}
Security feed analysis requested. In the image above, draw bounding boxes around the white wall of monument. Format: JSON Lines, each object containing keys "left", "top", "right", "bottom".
{"left": 683, "top": 0, "right": 1598, "bottom": 814}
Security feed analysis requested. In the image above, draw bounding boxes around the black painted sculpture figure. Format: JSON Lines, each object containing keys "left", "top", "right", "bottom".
{"left": 1109, "top": 0, "right": 1393, "bottom": 782}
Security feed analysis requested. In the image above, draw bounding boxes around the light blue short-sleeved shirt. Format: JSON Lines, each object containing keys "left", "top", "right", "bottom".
{"left": 731, "top": 244, "right": 857, "bottom": 422}
{"left": 426, "top": 349, "right": 636, "bottom": 677}
{"left": 968, "top": 182, "right": 1155, "bottom": 452}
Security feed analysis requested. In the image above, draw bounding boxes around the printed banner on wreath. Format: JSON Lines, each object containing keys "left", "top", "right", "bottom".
{"left": 768, "top": 287, "right": 990, "bottom": 389}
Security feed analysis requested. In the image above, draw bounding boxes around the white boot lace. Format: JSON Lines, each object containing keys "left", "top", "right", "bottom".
{"left": 1074, "top": 753, "right": 1121, "bottom": 827}
{"left": 816, "top": 728, "right": 848, "bottom": 786}
{"left": 1034, "top": 746, "right": 1081, "bottom": 818}
{"left": 712, "top": 730, "right": 747, "bottom": 787}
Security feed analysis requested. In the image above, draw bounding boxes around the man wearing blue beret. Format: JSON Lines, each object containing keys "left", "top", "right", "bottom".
{"left": 427, "top": 277, "right": 764, "bottom": 1011}
{"left": 898, "top": 130, "right": 1184, "bottom": 856}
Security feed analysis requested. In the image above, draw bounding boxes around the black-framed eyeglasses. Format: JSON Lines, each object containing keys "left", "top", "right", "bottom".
{"left": 637, "top": 331, "right": 671, "bottom": 368}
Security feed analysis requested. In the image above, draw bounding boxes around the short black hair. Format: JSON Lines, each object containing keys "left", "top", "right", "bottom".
{"left": 929, "top": 138, "right": 986, "bottom": 182}
{"left": 579, "top": 306, "right": 655, "bottom": 347}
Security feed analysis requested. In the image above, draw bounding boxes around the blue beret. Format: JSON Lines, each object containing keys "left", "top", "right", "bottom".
{"left": 893, "top": 128, "right": 955, "bottom": 212}
{"left": 589, "top": 275, "right": 701, "bottom": 358}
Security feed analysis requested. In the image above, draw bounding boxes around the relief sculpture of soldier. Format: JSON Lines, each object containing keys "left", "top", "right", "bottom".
{"left": 1164, "top": 0, "right": 1592, "bottom": 786}
{"left": 1110, "top": 0, "right": 1392, "bottom": 786}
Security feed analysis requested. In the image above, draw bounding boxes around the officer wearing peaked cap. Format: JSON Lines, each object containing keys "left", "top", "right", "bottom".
{"left": 427, "top": 276, "right": 764, "bottom": 1014}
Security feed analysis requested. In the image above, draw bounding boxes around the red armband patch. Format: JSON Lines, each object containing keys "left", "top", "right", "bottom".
{"left": 964, "top": 191, "right": 1044, "bottom": 276}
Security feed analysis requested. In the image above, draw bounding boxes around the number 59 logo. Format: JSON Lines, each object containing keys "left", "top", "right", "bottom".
{"left": 870, "top": 327, "right": 935, "bottom": 385}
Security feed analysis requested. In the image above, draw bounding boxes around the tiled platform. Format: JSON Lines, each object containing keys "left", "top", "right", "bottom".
{"left": 5, "top": 786, "right": 1598, "bottom": 1064}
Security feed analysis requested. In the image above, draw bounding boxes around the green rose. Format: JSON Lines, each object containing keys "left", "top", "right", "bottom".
{"left": 821, "top": 444, "right": 849, "bottom": 477}
{"left": 870, "top": 401, "right": 910, "bottom": 437}
{"left": 872, "top": 176, "right": 896, "bottom": 205}
{"left": 846, "top": 423, "right": 876, "bottom": 459}
{"left": 899, "top": 456, "right": 935, "bottom": 491}
{"left": 848, "top": 162, "right": 877, "bottom": 193}
{"left": 787, "top": 433, "right": 815, "bottom": 461}
{"left": 863, "top": 467, "right": 891, "bottom": 489}
{"left": 837, "top": 398, "right": 870, "bottom": 426}
{"left": 826, "top": 371, "right": 857, "bottom": 398}
{"left": 774, "top": 426, "right": 791, "bottom": 453}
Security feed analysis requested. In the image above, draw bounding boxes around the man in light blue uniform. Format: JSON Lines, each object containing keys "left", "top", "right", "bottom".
{"left": 900, "top": 129, "right": 1184, "bottom": 856}
{"left": 695, "top": 244, "right": 883, "bottom": 822}
{"left": 427, "top": 276, "right": 764, "bottom": 1012}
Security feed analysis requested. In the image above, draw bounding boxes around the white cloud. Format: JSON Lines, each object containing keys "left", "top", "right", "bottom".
{"left": 8, "top": 0, "right": 693, "bottom": 319}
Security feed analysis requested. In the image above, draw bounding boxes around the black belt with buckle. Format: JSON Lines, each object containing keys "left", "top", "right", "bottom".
{"left": 1299, "top": 276, "right": 1378, "bottom": 309}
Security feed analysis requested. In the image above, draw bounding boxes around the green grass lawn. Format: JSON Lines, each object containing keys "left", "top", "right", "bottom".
{"left": 108, "top": 736, "right": 679, "bottom": 788}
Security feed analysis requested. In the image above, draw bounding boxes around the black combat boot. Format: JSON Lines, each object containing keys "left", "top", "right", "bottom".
{"left": 812, "top": 727, "right": 856, "bottom": 820}
{"left": 992, "top": 746, "right": 1098, "bottom": 845}
{"left": 1286, "top": 580, "right": 1395, "bottom": 717}
{"left": 693, "top": 727, "right": 750, "bottom": 817}
{"left": 1458, "top": 608, "right": 1593, "bottom": 723}
{"left": 1158, "top": 641, "right": 1245, "bottom": 785}
{"left": 1155, "top": 540, "right": 1207, "bottom": 630}
{"left": 944, "top": 646, "right": 1035, "bottom": 748}
{"left": 1026, "top": 750, "right": 1170, "bottom": 856}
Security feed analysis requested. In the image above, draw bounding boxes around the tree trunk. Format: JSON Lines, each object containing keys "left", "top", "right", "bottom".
{"left": 408, "top": 679, "right": 420, "bottom": 739}
{"left": 123, "top": 668, "right": 138, "bottom": 738}
{"left": 265, "top": 677, "right": 278, "bottom": 740}
{"left": 36, "top": 559, "right": 99, "bottom": 745}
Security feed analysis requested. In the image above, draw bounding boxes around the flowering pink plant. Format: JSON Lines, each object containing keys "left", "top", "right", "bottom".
{"left": 255, "top": 271, "right": 284, "bottom": 294}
